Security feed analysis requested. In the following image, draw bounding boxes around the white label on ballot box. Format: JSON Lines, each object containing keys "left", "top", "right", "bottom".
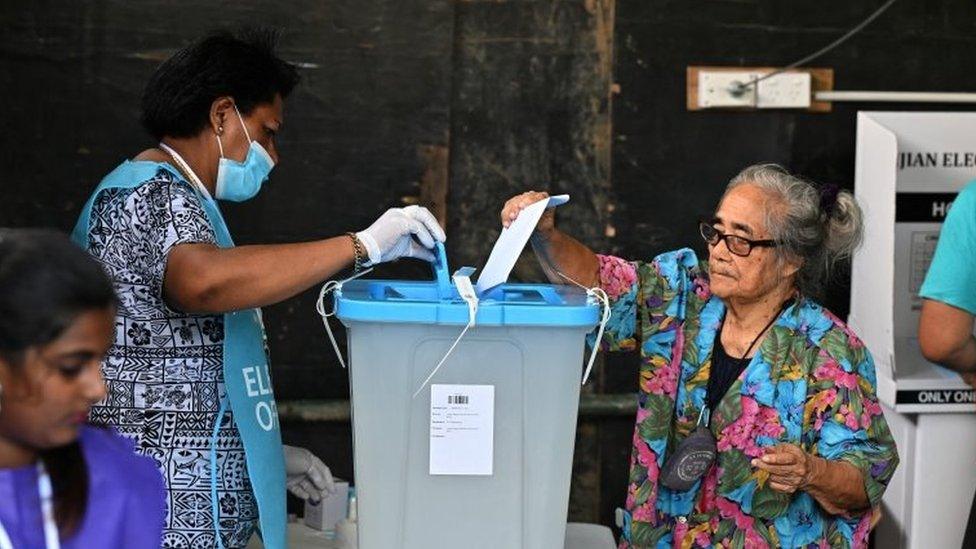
{"left": 429, "top": 384, "right": 494, "bottom": 476}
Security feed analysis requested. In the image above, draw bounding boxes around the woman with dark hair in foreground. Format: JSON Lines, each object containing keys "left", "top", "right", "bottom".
{"left": 0, "top": 228, "right": 165, "bottom": 548}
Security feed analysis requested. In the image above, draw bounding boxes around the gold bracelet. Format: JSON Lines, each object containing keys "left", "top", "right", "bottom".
{"left": 346, "top": 232, "right": 365, "bottom": 274}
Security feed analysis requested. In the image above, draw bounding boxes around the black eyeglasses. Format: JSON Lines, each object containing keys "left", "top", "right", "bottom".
{"left": 699, "top": 221, "right": 776, "bottom": 257}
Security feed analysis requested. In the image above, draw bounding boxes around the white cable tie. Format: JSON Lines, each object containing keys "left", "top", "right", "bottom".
{"left": 411, "top": 321, "right": 474, "bottom": 400}
{"left": 556, "top": 270, "right": 611, "bottom": 385}
{"left": 316, "top": 268, "right": 374, "bottom": 369}
{"left": 412, "top": 269, "right": 479, "bottom": 399}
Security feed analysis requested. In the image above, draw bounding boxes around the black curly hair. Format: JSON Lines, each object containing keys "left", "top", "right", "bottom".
{"left": 140, "top": 27, "right": 300, "bottom": 141}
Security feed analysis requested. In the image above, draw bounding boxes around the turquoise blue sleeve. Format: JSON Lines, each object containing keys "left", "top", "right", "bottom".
{"left": 920, "top": 179, "right": 976, "bottom": 315}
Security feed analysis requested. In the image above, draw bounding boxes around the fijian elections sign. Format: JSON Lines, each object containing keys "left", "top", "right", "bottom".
{"left": 895, "top": 150, "right": 976, "bottom": 222}
{"left": 899, "top": 150, "right": 976, "bottom": 170}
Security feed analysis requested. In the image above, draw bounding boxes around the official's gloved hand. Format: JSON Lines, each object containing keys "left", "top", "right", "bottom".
{"left": 356, "top": 205, "right": 446, "bottom": 266}
{"left": 283, "top": 444, "right": 336, "bottom": 504}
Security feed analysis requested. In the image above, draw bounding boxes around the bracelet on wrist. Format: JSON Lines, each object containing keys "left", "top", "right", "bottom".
{"left": 346, "top": 232, "right": 366, "bottom": 274}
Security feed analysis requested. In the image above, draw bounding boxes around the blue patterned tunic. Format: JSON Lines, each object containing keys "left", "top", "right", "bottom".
{"left": 80, "top": 163, "right": 257, "bottom": 548}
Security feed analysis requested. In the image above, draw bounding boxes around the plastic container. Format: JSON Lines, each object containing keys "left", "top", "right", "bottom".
{"left": 334, "top": 244, "right": 601, "bottom": 549}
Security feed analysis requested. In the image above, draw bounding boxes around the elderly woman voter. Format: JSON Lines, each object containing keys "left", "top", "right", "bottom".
{"left": 502, "top": 164, "right": 898, "bottom": 548}
{"left": 71, "top": 30, "right": 445, "bottom": 548}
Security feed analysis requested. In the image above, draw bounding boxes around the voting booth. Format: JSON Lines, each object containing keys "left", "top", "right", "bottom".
{"left": 850, "top": 112, "right": 976, "bottom": 548}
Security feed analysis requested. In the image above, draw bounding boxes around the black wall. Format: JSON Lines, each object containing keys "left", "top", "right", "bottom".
{"left": 0, "top": 0, "right": 454, "bottom": 406}
{"left": 0, "top": 0, "right": 457, "bottom": 507}
{"left": 3, "top": 0, "right": 976, "bottom": 530}
{"left": 610, "top": 0, "right": 976, "bottom": 318}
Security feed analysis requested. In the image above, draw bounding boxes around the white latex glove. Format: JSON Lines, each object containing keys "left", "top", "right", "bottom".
{"left": 283, "top": 444, "right": 336, "bottom": 504}
{"left": 356, "top": 205, "right": 446, "bottom": 266}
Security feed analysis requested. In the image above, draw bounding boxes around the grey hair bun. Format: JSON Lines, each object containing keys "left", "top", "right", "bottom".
{"left": 824, "top": 189, "right": 864, "bottom": 265}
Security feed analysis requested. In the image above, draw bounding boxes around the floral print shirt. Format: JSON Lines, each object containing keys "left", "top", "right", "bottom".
{"left": 599, "top": 249, "right": 898, "bottom": 549}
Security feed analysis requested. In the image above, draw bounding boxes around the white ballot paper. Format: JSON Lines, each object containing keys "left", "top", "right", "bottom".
{"left": 475, "top": 194, "right": 569, "bottom": 294}
{"left": 429, "top": 384, "right": 495, "bottom": 476}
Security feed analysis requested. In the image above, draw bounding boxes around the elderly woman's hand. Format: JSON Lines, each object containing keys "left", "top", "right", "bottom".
{"left": 753, "top": 443, "right": 870, "bottom": 515}
{"left": 501, "top": 191, "right": 554, "bottom": 234}
{"left": 499, "top": 190, "right": 601, "bottom": 287}
{"left": 752, "top": 443, "right": 823, "bottom": 494}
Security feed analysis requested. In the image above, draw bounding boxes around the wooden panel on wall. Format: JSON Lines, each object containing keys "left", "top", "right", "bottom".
{"left": 447, "top": 0, "right": 615, "bottom": 279}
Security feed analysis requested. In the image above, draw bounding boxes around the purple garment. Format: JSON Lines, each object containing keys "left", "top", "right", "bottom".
{"left": 0, "top": 426, "right": 166, "bottom": 548}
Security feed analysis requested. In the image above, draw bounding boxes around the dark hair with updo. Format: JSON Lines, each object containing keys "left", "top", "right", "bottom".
{"left": 725, "top": 163, "right": 864, "bottom": 299}
{"left": 0, "top": 228, "right": 117, "bottom": 536}
{"left": 140, "top": 27, "right": 300, "bottom": 141}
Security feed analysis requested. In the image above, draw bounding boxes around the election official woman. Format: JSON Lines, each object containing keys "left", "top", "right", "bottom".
{"left": 502, "top": 164, "right": 898, "bottom": 548}
{"left": 72, "top": 30, "right": 445, "bottom": 548}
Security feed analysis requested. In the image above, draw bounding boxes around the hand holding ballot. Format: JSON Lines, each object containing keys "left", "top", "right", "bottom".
{"left": 499, "top": 190, "right": 599, "bottom": 288}
{"left": 501, "top": 190, "right": 555, "bottom": 235}
{"left": 479, "top": 191, "right": 569, "bottom": 293}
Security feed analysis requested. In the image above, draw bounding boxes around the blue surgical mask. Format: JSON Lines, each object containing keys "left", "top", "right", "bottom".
{"left": 215, "top": 104, "right": 275, "bottom": 202}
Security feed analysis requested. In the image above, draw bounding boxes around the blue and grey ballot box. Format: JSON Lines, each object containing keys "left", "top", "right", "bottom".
{"left": 332, "top": 243, "right": 602, "bottom": 549}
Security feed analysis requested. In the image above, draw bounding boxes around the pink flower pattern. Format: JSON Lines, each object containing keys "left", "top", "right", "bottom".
{"left": 814, "top": 357, "right": 859, "bottom": 390}
{"left": 643, "top": 362, "right": 679, "bottom": 397}
{"left": 598, "top": 254, "right": 639, "bottom": 300}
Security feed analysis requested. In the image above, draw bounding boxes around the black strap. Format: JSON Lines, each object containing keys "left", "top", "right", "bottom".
{"left": 736, "top": 300, "right": 791, "bottom": 361}
{"left": 706, "top": 298, "right": 795, "bottom": 413}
